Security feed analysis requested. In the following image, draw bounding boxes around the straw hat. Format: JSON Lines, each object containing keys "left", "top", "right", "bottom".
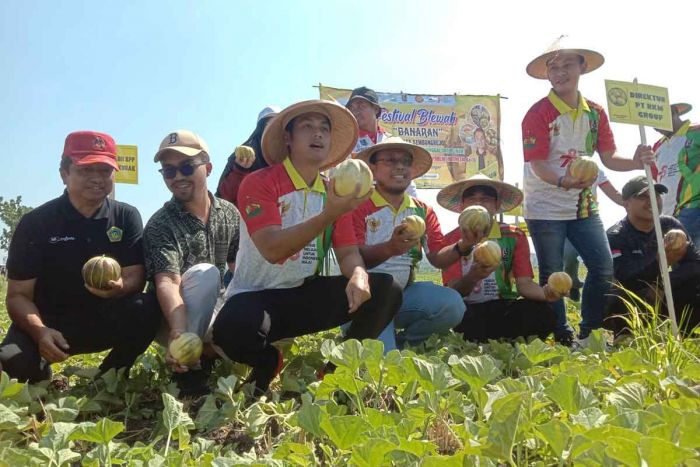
{"left": 671, "top": 103, "right": 692, "bottom": 117}
{"left": 261, "top": 99, "right": 358, "bottom": 169}
{"left": 353, "top": 136, "right": 432, "bottom": 179}
{"left": 437, "top": 174, "right": 523, "bottom": 214}
{"left": 526, "top": 35, "right": 605, "bottom": 80}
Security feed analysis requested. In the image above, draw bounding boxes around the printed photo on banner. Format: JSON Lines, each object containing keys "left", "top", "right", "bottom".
{"left": 319, "top": 85, "right": 504, "bottom": 188}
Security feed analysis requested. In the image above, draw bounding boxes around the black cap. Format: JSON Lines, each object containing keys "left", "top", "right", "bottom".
{"left": 346, "top": 87, "right": 381, "bottom": 116}
{"left": 621, "top": 175, "right": 668, "bottom": 199}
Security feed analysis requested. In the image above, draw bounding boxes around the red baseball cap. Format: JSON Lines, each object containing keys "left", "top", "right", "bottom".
{"left": 62, "top": 131, "right": 119, "bottom": 171}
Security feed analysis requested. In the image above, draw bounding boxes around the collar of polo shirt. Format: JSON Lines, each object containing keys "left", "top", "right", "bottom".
{"left": 283, "top": 158, "right": 325, "bottom": 193}
{"left": 369, "top": 190, "right": 415, "bottom": 215}
{"left": 548, "top": 90, "right": 590, "bottom": 122}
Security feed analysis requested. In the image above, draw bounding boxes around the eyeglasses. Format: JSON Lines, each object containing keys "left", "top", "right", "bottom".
{"left": 158, "top": 161, "right": 207, "bottom": 179}
{"left": 374, "top": 156, "right": 413, "bottom": 168}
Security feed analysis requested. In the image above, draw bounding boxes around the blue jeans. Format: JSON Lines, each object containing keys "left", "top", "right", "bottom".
{"left": 526, "top": 215, "right": 613, "bottom": 338}
{"left": 678, "top": 207, "right": 700, "bottom": 247}
{"left": 344, "top": 281, "right": 465, "bottom": 352}
{"left": 563, "top": 240, "right": 583, "bottom": 290}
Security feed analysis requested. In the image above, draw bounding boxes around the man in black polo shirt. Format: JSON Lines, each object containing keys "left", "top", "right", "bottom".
{"left": 605, "top": 176, "right": 700, "bottom": 336}
{"left": 0, "top": 131, "right": 161, "bottom": 382}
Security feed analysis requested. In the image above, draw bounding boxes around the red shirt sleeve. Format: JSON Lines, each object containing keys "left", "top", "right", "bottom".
{"left": 423, "top": 204, "right": 445, "bottom": 253}
{"left": 237, "top": 169, "right": 282, "bottom": 235}
{"left": 511, "top": 229, "right": 534, "bottom": 278}
{"left": 332, "top": 212, "right": 359, "bottom": 248}
{"left": 351, "top": 199, "right": 374, "bottom": 244}
{"left": 595, "top": 106, "right": 617, "bottom": 154}
{"left": 522, "top": 101, "right": 551, "bottom": 162}
{"left": 441, "top": 228, "right": 463, "bottom": 286}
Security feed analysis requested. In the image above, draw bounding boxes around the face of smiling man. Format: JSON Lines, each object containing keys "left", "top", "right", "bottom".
{"left": 159, "top": 151, "right": 210, "bottom": 203}
{"left": 546, "top": 52, "right": 586, "bottom": 98}
{"left": 369, "top": 148, "right": 414, "bottom": 196}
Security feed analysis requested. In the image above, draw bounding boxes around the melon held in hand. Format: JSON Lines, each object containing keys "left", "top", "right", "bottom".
{"left": 664, "top": 229, "right": 688, "bottom": 254}
{"left": 569, "top": 158, "right": 599, "bottom": 184}
{"left": 169, "top": 332, "right": 203, "bottom": 367}
{"left": 82, "top": 255, "right": 121, "bottom": 290}
{"left": 548, "top": 272, "right": 573, "bottom": 295}
{"left": 331, "top": 159, "right": 373, "bottom": 197}
{"left": 402, "top": 215, "right": 426, "bottom": 237}
{"left": 473, "top": 240, "right": 501, "bottom": 268}
{"left": 458, "top": 205, "right": 493, "bottom": 236}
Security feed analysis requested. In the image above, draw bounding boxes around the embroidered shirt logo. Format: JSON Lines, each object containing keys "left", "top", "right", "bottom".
{"left": 523, "top": 136, "right": 536, "bottom": 150}
{"left": 368, "top": 218, "right": 381, "bottom": 233}
{"left": 106, "top": 226, "right": 123, "bottom": 243}
{"left": 245, "top": 203, "right": 262, "bottom": 218}
{"left": 279, "top": 201, "right": 291, "bottom": 218}
{"left": 48, "top": 236, "right": 76, "bottom": 244}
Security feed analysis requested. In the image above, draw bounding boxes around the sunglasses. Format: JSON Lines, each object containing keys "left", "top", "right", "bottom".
{"left": 158, "top": 161, "right": 207, "bottom": 179}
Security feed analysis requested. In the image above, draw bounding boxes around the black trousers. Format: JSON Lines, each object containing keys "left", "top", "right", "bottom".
{"left": 455, "top": 299, "right": 557, "bottom": 342}
{"left": 0, "top": 293, "right": 161, "bottom": 382}
{"left": 604, "top": 281, "right": 700, "bottom": 336}
{"left": 212, "top": 272, "right": 402, "bottom": 369}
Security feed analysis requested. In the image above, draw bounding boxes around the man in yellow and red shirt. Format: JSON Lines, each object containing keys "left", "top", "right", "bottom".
{"left": 213, "top": 100, "right": 402, "bottom": 395}
{"left": 351, "top": 137, "right": 465, "bottom": 350}
{"left": 438, "top": 175, "right": 560, "bottom": 341}
{"left": 522, "top": 37, "right": 655, "bottom": 343}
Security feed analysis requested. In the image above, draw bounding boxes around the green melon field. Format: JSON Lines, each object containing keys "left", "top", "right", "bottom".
{"left": 0, "top": 274, "right": 699, "bottom": 466}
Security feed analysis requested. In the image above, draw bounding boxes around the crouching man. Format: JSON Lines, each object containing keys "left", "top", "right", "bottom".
{"left": 438, "top": 175, "right": 561, "bottom": 341}
{"left": 351, "top": 137, "right": 465, "bottom": 350}
{"left": 213, "top": 100, "right": 402, "bottom": 395}
{"left": 0, "top": 131, "right": 160, "bottom": 382}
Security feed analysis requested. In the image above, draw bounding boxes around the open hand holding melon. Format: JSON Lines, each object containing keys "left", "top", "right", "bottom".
{"left": 169, "top": 332, "right": 203, "bottom": 367}
{"left": 402, "top": 215, "right": 426, "bottom": 237}
{"left": 458, "top": 205, "right": 493, "bottom": 236}
{"left": 331, "top": 159, "right": 373, "bottom": 198}
{"left": 82, "top": 255, "right": 121, "bottom": 290}
{"left": 568, "top": 158, "right": 598, "bottom": 184}
{"left": 547, "top": 272, "right": 573, "bottom": 295}
{"left": 472, "top": 240, "right": 501, "bottom": 268}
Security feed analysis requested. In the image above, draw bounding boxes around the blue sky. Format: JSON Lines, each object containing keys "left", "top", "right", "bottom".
{"left": 1, "top": 0, "right": 697, "bottom": 260}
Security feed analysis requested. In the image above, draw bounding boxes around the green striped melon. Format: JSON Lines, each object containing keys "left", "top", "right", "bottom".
{"left": 82, "top": 255, "right": 121, "bottom": 290}
{"left": 169, "top": 332, "right": 203, "bottom": 366}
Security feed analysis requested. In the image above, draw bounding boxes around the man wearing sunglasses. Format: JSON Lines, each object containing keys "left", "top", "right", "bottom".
{"left": 144, "top": 130, "right": 240, "bottom": 397}
{"left": 0, "top": 131, "right": 161, "bottom": 382}
{"left": 213, "top": 100, "right": 402, "bottom": 397}
{"left": 350, "top": 137, "right": 465, "bottom": 351}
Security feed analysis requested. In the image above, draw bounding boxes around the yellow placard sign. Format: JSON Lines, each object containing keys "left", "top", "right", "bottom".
{"left": 115, "top": 145, "right": 138, "bottom": 184}
{"left": 604, "top": 80, "right": 672, "bottom": 131}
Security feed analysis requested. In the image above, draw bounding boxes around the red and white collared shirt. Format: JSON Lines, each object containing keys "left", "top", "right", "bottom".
{"left": 352, "top": 191, "right": 444, "bottom": 288}
{"left": 226, "top": 158, "right": 357, "bottom": 297}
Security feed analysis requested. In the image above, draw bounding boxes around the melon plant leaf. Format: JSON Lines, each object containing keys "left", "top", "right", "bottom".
{"left": 349, "top": 438, "right": 396, "bottom": 467}
{"left": 448, "top": 354, "right": 501, "bottom": 391}
{"left": 639, "top": 436, "right": 697, "bottom": 467}
{"left": 517, "top": 338, "right": 564, "bottom": 365}
{"left": 69, "top": 418, "right": 125, "bottom": 444}
{"left": 295, "top": 395, "right": 325, "bottom": 438}
{"left": 0, "top": 403, "right": 22, "bottom": 430}
{"left": 319, "top": 415, "right": 371, "bottom": 451}
{"left": 607, "top": 382, "right": 647, "bottom": 413}
{"left": 545, "top": 373, "right": 596, "bottom": 414}
{"left": 534, "top": 419, "right": 571, "bottom": 460}
{"left": 43, "top": 396, "right": 80, "bottom": 423}
{"left": 483, "top": 392, "right": 523, "bottom": 461}
{"left": 608, "top": 348, "right": 652, "bottom": 373}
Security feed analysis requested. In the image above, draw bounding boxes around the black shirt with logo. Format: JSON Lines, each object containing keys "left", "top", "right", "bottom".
{"left": 606, "top": 215, "right": 700, "bottom": 291}
{"left": 7, "top": 191, "right": 144, "bottom": 316}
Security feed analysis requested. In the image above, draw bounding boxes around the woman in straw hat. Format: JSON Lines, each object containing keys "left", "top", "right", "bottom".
{"left": 521, "top": 36, "right": 655, "bottom": 345}
{"left": 438, "top": 175, "right": 560, "bottom": 342}
{"left": 212, "top": 100, "right": 402, "bottom": 396}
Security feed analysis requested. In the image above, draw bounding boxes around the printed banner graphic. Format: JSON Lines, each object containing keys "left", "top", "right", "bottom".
{"left": 116, "top": 145, "right": 139, "bottom": 184}
{"left": 319, "top": 85, "right": 503, "bottom": 188}
{"left": 605, "top": 80, "right": 672, "bottom": 131}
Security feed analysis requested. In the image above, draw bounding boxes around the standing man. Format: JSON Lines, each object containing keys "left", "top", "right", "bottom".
{"left": 213, "top": 100, "right": 402, "bottom": 396}
{"left": 0, "top": 131, "right": 160, "bottom": 382}
{"left": 144, "top": 130, "right": 240, "bottom": 397}
{"left": 522, "top": 38, "right": 655, "bottom": 344}
{"left": 653, "top": 102, "right": 700, "bottom": 245}
{"left": 605, "top": 176, "right": 700, "bottom": 336}
{"left": 346, "top": 87, "right": 418, "bottom": 198}
{"left": 438, "top": 175, "right": 560, "bottom": 342}
{"left": 352, "top": 137, "right": 465, "bottom": 351}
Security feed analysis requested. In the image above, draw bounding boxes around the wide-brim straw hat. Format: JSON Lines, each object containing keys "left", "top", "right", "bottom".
{"left": 671, "top": 103, "right": 692, "bottom": 117}
{"left": 526, "top": 36, "right": 605, "bottom": 80}
{"left": 437, "top": 174, "right": 523, "bottom": 214}
{"left": 353, "top": 136, "right": 432, "bottom": 179}
{"left": 261, "top": 99, "right": 358, "bottom": 170}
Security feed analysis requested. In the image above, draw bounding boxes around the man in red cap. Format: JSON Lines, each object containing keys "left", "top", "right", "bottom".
{"left": 0, "top": 131, "right": 161, "bottom": 382}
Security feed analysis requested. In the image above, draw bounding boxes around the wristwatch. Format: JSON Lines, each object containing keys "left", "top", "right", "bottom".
{"left": 454, "top": 242, "right": 474, "bottom": 257}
